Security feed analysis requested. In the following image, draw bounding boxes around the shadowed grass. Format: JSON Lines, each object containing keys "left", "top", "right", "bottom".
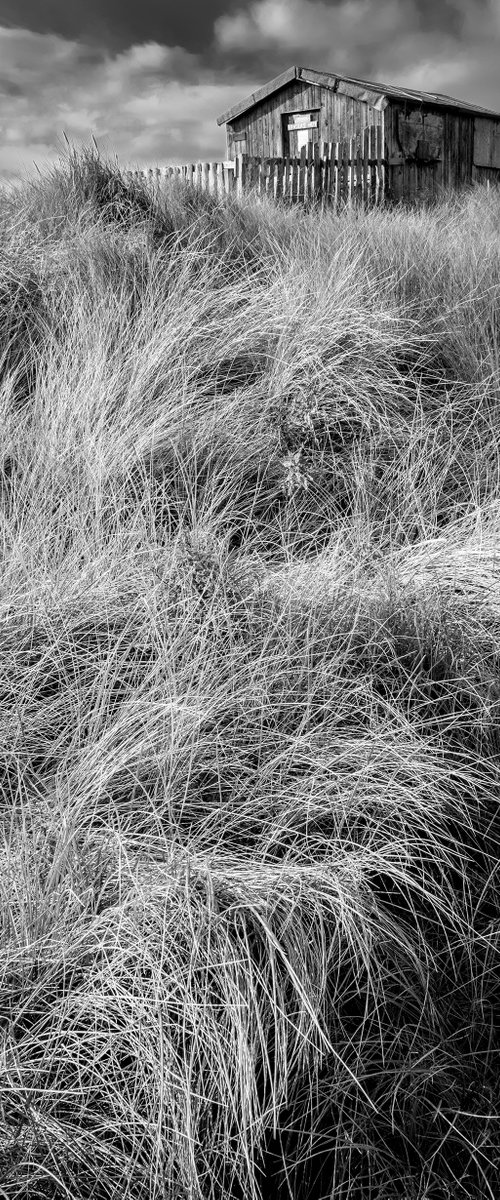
{"left": 0, "top": 152, "right": 499, "bottom": 1198}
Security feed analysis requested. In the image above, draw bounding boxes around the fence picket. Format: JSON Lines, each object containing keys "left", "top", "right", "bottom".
{"left": 123, "top": 134, "right": 387, "bottom": 209}
{"left": 289, "top": 155, "right": 297, "bottom": 203}
{"left": 356, "top": 137, "right": 363, "bottom": 206}
{"left": 304, "top": 150, "right": 309, "bottom": 202}
{"left": 362, "top": 126, "right": 370, "bottom": 206}
{"left": 375, "top": 125, "right": 384, "bottom": 205}
{"left": 312, "top": 142, "right": 320, "bottom": 203}
{"left": 340, "top": 140, "right": 347, "bottom": 204}
{"left": 277, "top": 157, "right": 283, "bottom": 201}
{"left": 298, "top": 145, "right": 306, "bottom": 202}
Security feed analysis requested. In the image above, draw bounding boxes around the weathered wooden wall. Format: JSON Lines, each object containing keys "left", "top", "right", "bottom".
{"left": 124, "top": 135, "right": 387, "bottom": 209}
{"left": 385, "top": 101, "right": 500, "bottom": 201}
{"left": 225, "top": 79, "right": 383, "bottom": 160}
{"left": 225, "top": 83, "right": 500, "bottom": 204}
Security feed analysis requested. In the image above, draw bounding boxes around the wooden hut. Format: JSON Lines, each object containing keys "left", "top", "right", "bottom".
{"left": 217, "top": 66, "right": 500, "bottom": 203}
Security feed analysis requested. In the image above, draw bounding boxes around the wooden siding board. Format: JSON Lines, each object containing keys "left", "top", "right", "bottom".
{"left": 229, "top": 79, "right": 381, "bottom": 160}
{"left": 216, "top": 66, "right": 297, "bottom": 125}
{"left": 474, "top": 118, "right": 500, "bottom": 169}
{"left": 459, "top": 114, "right": 474, "bottom": 184}
{"left": 386, "top": 99, "right": 447, "bottom": 199}
{"left": 472, "top": 165, "right": 500, "bottom": 185}
{"left": 443, "top": 111, "right": 457, "bottom": 188}
{"left": 218, "top": 66, "right": 500, "bottom": 127}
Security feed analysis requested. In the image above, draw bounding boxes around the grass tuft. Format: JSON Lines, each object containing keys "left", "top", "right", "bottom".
{"left": 0, "top": 154, "right": 499, "bottom": 1198}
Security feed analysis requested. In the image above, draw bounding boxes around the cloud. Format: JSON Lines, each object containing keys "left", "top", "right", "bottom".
{"left": 214, "top": 0, "right": 500, "bottom": 110}
{"left": 0, "top": 0, "right": 230, "bottom": 55}
{"left": 1, "top": 2, "right": 499, "bottom": 182}
{"left": 0, "top": 25, "right": 248, "bottom": 180}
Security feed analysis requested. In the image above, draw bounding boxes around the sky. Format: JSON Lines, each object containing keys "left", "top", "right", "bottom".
{"left": 0, "top": 0, "right": 499, "bottom": 181}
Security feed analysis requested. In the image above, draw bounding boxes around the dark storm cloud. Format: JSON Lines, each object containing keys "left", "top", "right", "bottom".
{"left": 0, "top": 0, "right": 484, "bottom": 53}
{"left": 0, "top": 0, "right": 234, "bottom": 54}
{"left": 214, "top": 0, "right": 500, "bottom": 109}
{"left": 0, "top": 24, "right": 254, "bottom": 180}
{"left": 0, "top": 0, "right": 499, "bottom": 181}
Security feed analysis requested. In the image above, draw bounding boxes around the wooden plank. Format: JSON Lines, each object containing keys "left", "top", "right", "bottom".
{"left": 356, "top": 135, "right": 363, "bottom": 205}
{"left": 330, "top": 139, "right": 338, "bottom": 207}
{"left": 290, "top": 155, "right": 298, "bottom": 203}
{"left": 267, "top": 158, "right": 274, "bottom": 199}
{"left": 363, "top": 125, "right": 370, "bottom": 205}
{"left": 375, "top": 125, "right": 383, "bottom": 203}
{"left": 268, "top": 155, "right": 275, "bottom": 199}
{"left": 313, "top": 141, "right": 321, "bottom": 203}
{"left": 279, "top": 154, "right": 286, "bottom": 200}
{"left": 321, "top": 141, "right": 329, "bottom": 208}
{"left": 473, "top": 117, "right": 500, "bottom": 169}
{"left": 270, "top": 157, "right": 277, "bottom": 200}
{"left": 284, "top": 154, "right": 291, "bottom": 200}
{"left": 338, "top": 140, "right": 344, "bottom": 205}
{"left": 304, "top": 145, "right": 312, "bottom": 203}
{"left": 234, "top": 154, "right": 242, "bottom": 199}
{"left": 342, "top": 138, "right": 349, "bottom": 204}
{"left": 299, "top": 144, "right": 307, "bottom": 202}
{"left": 284, "top": 154, "right": 291, "bottom": 201}
{"left": 368, "top": 125, "right": 375, "bottom": 204}
{"left": 244, "top": 154, "right": 255, "bottom": 193}
{"left": 279, "top": 155, "right": 286, "bottom": 200}
{"left": 216, "top": 66, "right": 298, "bottom": 126}
{"left": 327, "top": 141, "right": 335, "bottom": 207}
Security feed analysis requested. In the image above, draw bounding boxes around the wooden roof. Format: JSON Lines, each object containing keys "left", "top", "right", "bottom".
{"left": 216, "top": 65, "right": 500, "bottom": 125}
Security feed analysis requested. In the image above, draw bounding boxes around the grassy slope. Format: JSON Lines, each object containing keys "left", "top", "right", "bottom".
{"left": 0, "top": 152, "right": 499, "bottom": 1199}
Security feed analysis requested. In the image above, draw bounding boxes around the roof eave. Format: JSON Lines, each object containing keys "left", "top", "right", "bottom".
{"left": 216, "top": 66, "right": 299, "bottom": 125}
{"left": 216, "top": 63, "right": 500, "bottom": 126}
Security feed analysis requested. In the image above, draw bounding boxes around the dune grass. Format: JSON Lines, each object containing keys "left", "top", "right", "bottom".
{"left": 0, "top": 148, "right": 499, "bottom": 1198}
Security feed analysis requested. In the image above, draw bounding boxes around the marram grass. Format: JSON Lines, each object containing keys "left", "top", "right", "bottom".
{"left": 0, "top": 148, "right": 499, "bottom": 1198}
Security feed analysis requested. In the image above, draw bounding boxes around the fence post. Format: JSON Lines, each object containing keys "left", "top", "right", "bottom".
{"left": 321, "top": 141, "right": 329, "bottom": 209}
{"left": 332, "top": 141, "right": 338, "bottom": 208}
{"left": 121, "top": 144, "right": 387, "bottom": 212}
{"left": 340, "top": 140, "right": 347, "bottom": 205}
{"left": 362, "top": 127, "right": 370, "bottom": 206}
{"left": 235, "top": 153, "right": 242, "bottom": 199}
{"left": 367, "top": 126, "right": 375, "bottom": 205}
{"left": 270, "top": 157, "right": 278, "bottom": 201}
{"left": 355, "top": 136, "right": 362, "bottom": 206}
{"left": 282, "top": 155, "right": 290, "bottom": 202}
{"left": 299, "top": 145, "right": 307, "bottom": 202}
{"left": 289, "top": 155, "right": 297, "bottom": 203}
{"left": 376, "top": 125, "right": 385, "bottom": 204}
{"left": 312, "top": 141, "right": 321, "bottom": 204}
{"left": 223, "top": 161, "right": 234, "bottom": 194}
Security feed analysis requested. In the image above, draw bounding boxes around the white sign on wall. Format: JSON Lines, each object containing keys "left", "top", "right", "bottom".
{"left": 288, "top": 116, "right": 319, "bottom": 131}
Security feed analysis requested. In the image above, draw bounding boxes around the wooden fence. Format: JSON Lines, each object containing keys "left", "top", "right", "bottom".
{"left": 124, "top": 127, "right": 386, "bottom": 208}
